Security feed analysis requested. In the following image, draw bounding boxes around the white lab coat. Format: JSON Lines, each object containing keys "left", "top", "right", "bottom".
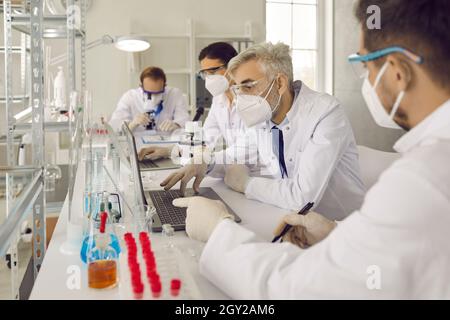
{"left": 202, "top": 93, "right": 247, "bottom": 177}
{"left": 216, "top": 81, "right": 366, "bottom": 220}
{"left": 109, "top": 86, "right": 190, "bottom": 132}
{"left": 202, "top": 93, "right": 246, "bottom": 150}
{"left": 199, "top": 99, "right": 450, "bottom": 299}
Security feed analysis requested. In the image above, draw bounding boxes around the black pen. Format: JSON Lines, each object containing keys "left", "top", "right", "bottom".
{"left": 271, "top": 202, "right": 315, "bottom": 243}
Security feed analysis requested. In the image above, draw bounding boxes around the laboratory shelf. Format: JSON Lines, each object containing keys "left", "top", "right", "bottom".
{"left": 12, "top": 25, "right": 85, "bottom": 38}
{"left": 1, "top": 0, "right": 88, "bottom": 299}
{"left": 13, "top": 121, "right": 72, "bottom": 133}
{"left": 0, "top": 172, "right": 42, "bottom": 258}
{"left": 10, "top": 14, "right": 67, "bottom": 23}
{"left": 0, "top": 46, "right": 30, "bottom": 52}
{"left": 0, "top": 95, "right": 29, "bottom": 103}
{"left": 11, "top": 13, "right": 85, "bottom": 38}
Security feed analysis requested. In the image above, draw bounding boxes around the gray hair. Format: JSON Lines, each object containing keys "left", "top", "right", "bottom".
{"left": 228, "top": 42, "right": 293, "bottom": 86}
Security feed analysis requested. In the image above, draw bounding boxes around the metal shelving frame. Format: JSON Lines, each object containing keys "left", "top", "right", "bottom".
{"left": 1, "top": 0, "right": 87, "bottom": 299}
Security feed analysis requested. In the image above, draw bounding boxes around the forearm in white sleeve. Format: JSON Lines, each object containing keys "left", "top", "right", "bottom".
{"left": 200, "top": 158, "right": 439, "bottom": 299}
{"left": 245, "top": 107, "right": 351, "bottom": 211}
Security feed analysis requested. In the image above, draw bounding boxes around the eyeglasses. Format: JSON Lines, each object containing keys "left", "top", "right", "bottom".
{"left": 197, "top": 65, "right": 226, "bottom": 80}
{"left": 140, "top": 86, "right": 165, "bottom": 100}
{"left": 230, "top": 77, "right": 273, "bottom": 97}
{"left": 348, "top": 46, "right": 424, "bottom": 79}
{"left": 142, "top": 88, "right": 164, "bottom": 95}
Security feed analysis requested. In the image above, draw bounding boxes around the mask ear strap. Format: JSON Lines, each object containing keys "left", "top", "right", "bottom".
{"left": 263, "top": 79, "right": 276, "bottom": 99}
{"left": 272, "top": 92, "right": 282, "bottom": 114}
{"left": 273, "top": 76, "right": 284, "bottom": 112}
{"left": 390, "top": 90, "right": 405, "bottom": 119}
{"left": 374, "top": 62, "right": 389, "bottom": 88}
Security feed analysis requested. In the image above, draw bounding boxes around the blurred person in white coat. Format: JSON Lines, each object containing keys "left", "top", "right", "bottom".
{"left": 162, "top": 42, "right": 366, "bottom": 221}
{"left": 174, "top": 0, "right": 450, "bottom": 299}
{"left": 109, "top": 66, "right": 189, "bottom": 133}
{"left": 199, "top": 42, "right": 246, "bottom": 151}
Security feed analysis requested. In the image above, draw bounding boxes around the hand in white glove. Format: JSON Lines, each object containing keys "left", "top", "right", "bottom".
{"left": 224, "top": 164, "right": 250, "bottom": 194}
{"left": 159, "top": 119, "right": 180, "bottom": 132}
{"left": 161, "top": 146, "right": 212, "bottom": 195}
{"left": 138, "top": 146, "right": 171, "bottom": 161}
{"left": 129, "top": 113, "right": 150, "bottom": 131}
{"left": 160, "top": 163, "right": 208, "bottom": 196}
{"left": 173, "top": 196, "right": 234, "bottom": 242}
{"left": 273, "top": 211, "right": 337, "bottom": 248}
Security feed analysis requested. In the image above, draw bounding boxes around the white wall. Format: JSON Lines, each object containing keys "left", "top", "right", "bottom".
{"left": 333, "top": 0, "right": 404, "bottom": 152}
{"left": 85, "top": 0, "right": 266, "bottom": 120}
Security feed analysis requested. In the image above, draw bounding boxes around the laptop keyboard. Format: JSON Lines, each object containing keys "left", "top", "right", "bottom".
{"left": 149, "top": 190, "right": 186, "bottom": 227}
{"left": 140, "top": 159, "right": 158, "bottom": 168}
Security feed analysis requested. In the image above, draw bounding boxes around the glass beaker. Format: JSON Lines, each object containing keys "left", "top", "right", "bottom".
{"left": 44, "top": 164, "right": 62, "bottom": 192}
{"left": 133, "top": 204, "right": 156, "bottom": 234}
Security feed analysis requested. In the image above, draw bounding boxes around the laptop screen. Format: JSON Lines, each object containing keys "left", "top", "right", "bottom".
{"left": 122, "top": 122, "right": 147, "bottom": 207}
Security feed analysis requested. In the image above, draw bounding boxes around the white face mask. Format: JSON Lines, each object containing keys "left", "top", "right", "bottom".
{"left": 143, "top": 93, "right": 164, "bottom": 112}
{"left": 205, "top": 74, "right": 229, "bottom": 97}
{"left": 362, "top": 62, "right": 404, "bottom": 129}
{"left": 236, "top": 79, "right": 282, "bottom": 128}
{"left": 151, "top": 93, "right": 163, "bottom": 105}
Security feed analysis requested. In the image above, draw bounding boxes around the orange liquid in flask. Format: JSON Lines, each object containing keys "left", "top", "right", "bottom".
{"left": 88, "top": 260, "right": 117, "bottom": 289}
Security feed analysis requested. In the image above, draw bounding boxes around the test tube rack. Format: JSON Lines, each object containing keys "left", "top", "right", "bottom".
{"left": 118, "top": 232, "right": 202, "bottom": 300}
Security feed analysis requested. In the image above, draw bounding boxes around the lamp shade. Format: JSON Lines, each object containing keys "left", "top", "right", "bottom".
{"left": 114, "top": 36, "right": 150, "bottom": 52}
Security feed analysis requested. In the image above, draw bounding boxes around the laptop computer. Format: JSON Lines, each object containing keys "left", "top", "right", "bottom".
{"left": 122, "top": 122, "right": 181, "bottom": 172}
{"left": 122, "top": 122, "right": 241, "bottom": 232}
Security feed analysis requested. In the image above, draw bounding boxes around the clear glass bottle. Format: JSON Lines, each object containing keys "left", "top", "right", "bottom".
{"left": 108, "top": 201, "right": 121, "bottom": 224}
{"left": 161, "top": 224, "right": 182, "bottom": 298}
{"left": 87, "top": 212, "right": 118, "bottom": 289}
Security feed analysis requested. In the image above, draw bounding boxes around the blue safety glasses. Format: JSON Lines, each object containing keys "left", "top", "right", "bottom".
{"left": 141, "top": 86, "right": 165, "bottom": 100}
{"left": 142, "top": 88, "right": 165, "bottom": 95}
{"left": 348, "top": 46, "right": 424, "bottom": 78}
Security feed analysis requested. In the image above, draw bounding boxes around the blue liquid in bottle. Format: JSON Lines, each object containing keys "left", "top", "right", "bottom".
{"left": 80, "top": 234, "right": 120, "bottom": 264}
{"left": 80, "top": 201, "right": 121, "bottom": 264}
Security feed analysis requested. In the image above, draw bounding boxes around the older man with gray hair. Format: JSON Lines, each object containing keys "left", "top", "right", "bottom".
{"left": 162, "top": 42, "right": 365, "bottom": 221}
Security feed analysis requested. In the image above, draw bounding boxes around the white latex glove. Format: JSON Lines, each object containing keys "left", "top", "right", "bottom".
{"left": 161, "top": 146, "right": 212, "bottom": 195}
{"left": 159, "top": 119, "right": 180, "bottom": 132}
{"left": 129, "top": 113, "right": 150, "bottom": 131}
{"left": 138, "top": 146, "right": 171, "bottom": 161}
{"left": 172, "top": 196, "right": 234, "bottom": 242}
{"left": 160, "top": 163, "right": 208, "bottom": 195}
{"left": 224, "top": 164, "right": 250, "bottom": 194}
{"left": 273, "top": 211, "right": 337, "bottom": 248}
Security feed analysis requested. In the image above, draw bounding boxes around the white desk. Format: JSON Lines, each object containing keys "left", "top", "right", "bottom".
{"left": 30, "top": 158, "right": 288, "bottom": 300}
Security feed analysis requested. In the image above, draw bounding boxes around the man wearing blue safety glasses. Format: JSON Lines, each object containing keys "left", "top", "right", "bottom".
{"left": 172, "top": 0, "right": 450, "bottom": 299}
{"left": 348, "top": 42, "right": 424, "bottom": 131}
{"left": 109, "top": 66, "right": 189, "bottom": 132}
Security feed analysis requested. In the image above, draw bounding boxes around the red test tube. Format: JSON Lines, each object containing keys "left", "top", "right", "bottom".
{"left": 170, "top": 279, "right": 181, "bottom": 297}
{"left": 132, "top": 280, "right": 144, "bottom": 300}
{"left": 151, "top": 281, "right": 162, "bottom": 298}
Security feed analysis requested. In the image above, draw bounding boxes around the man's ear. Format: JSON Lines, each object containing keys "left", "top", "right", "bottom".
{"left": 277, "top": 73, "right": 290, "bottom": 96}
{"left": 388, "top": 56, "right": 413, "bottom": 92}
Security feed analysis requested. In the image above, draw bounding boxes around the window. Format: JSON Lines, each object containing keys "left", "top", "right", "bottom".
{"left": 266, "top": 0, "right": 323, "bottom": 91}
